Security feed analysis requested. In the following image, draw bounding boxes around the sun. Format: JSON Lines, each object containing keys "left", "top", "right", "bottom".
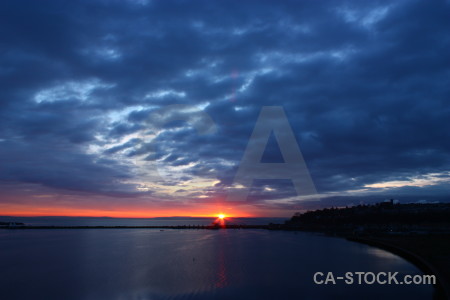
{"left": 218, "top": 214, "right": 226, "bottom": 219}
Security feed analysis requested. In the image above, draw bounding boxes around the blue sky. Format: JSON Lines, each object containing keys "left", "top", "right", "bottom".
{"left": 1, "top": 0, "right": 449, "bottom": 217}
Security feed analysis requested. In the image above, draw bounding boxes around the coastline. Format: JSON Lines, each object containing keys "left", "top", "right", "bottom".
{"left": 347, "top": 235, "right": 450, "bottom": 300}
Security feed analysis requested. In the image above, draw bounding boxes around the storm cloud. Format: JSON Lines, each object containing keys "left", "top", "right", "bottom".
{"left": 1, "top": 0, "right": 449, "bottom": 215}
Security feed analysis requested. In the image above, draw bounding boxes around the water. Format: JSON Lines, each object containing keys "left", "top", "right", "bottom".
{"left": 0, "top": 216, "right": 285, "bottom": 226}
{"left": 0, "top": 229, "right": 434, "bottom": 300}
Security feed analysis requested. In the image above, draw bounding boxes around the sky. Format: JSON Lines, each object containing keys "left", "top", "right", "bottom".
{"left": 1, "top": 0, "right": 450, "bottom": 218}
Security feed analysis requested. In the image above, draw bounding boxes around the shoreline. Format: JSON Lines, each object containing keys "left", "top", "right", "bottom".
{"left": 347, "top": 235, "right": 450, "bottom": 300}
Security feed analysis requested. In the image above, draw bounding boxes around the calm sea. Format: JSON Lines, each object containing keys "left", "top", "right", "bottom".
{"left": 0, "top": 216, "right": 285, "bottom": 226}
{"left": 0, "top": 218, "right": 435, "bottom": 299}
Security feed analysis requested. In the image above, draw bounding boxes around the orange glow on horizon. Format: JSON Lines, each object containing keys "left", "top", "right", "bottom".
{"left": 0, "top": 202, "right": 255, "bottom": 218}
{"left": 0, "top": 195, "right": 296, "bottom": 218}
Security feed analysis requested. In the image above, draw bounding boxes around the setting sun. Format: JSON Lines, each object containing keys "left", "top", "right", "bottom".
{"left": 218, "top": 214, "right": 226, "bottom": 219}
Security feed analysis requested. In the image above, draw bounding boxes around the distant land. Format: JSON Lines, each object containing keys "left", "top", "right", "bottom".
{"left": 0, "top": 216, "right": 285, "bottom": 227}
{"left": 282, "top": 200, "right": 450, "bottom": 299}
{"left": 284, "top": 200, "right": 450, "bottom": 235}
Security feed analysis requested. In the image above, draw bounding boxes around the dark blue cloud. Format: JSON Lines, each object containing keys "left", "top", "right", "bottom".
{"left": 1, "top": 0, "right": 449, "bottom": 213}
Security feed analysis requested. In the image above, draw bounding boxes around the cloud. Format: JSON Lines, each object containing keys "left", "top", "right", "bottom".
{"left": 1, "top": 0, "right": 449, "bottom": 215}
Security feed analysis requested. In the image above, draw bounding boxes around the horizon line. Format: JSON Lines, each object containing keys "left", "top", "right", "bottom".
{"left": 0, "top": 215, "right": 287, "bottom": 219}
